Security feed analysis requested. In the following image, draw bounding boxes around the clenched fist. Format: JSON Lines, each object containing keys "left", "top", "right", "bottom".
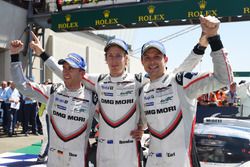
{"left": 200, "top": 15, "right": 220, "bottom": 37}
{"left": 10, "top": 40, "right": 24, "bottom": 55}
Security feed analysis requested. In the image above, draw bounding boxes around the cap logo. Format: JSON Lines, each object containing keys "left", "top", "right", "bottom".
{"left": 68, "top": 54, "right": 81, "bottom": 63}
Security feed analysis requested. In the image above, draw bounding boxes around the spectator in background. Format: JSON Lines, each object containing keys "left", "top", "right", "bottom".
{"left": 225, "top": 82, "right": 238, "bottom": 106}
{"left": 198, "top": 88, "right": 227, "bottom": 107}
{"left": 21, "top": 77, "right": 39, "bottom": 136}
{"left": 236, "top": 80, "right": 250, "bottom": 117}
{"left": 0, "top": 81, "right": 8, "bottom": 132}
{"left": 22, "top": 95, "right": 38, "bottom": 136}
{"left": 215, "top": 88, "right": 227, "bottom": 106}
{"left": 197, "top": 93, "right": 209, "bottom": 106}
{"left": 208, "top": 91, "right": 218, "bottom": 106}
{"left": 15, "top": 93, "right": 24, "bottom": 131}
{"left": 2, "top": 81, "right": 21, "bottom": 137}
{"left": 0, "top": 81, "right": 7, "bottom": 96}
{"left": 7, "top": 81, "right": 12, "bottom": 87}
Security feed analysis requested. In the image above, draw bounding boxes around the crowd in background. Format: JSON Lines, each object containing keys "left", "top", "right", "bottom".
{"left": 197, "top": 81, "right": 240, "bottom": 107}
{"left": 0, "top": 80, "right": 42, "bottom": 137}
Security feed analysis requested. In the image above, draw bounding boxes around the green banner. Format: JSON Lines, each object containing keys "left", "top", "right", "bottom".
{"left": 52, "top": 0, "right": 250, "bottom": 32}
{"left": 233, "top": 72, "right": 250, "bottom": 77}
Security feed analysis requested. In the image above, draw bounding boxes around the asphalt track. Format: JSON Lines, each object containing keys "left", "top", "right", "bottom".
{"left": 0, "top": 126, "right": 44, "bottom": 167}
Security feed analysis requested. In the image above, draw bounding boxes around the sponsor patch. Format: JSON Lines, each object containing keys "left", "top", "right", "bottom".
{"left": 73, "top": 108, "right": 86, "bottom": 113}
{"left": 159, "top": 96, "right": 173, "bottom": 104}
{"left": 55, "top": 97, "right": 68, "bottom": 104}
{"left": 119, "top": 139, "right": 133, "bottom": 144}
{"left": 57, "top": 150, "right": 63, "bottom": 155}
{"left": 56, "top": 104, "right": 66, "bottom": 110}
{"left": 156, "top": 87, "right": 173, "bottom": 97}
{"left": 156, "top": 153, "right": 162, "bottom": 157}
{"left": 117, "top": 84, "right": 134, "bottom": 90}
{"left": 103, "top": 92, "right": 113, "bottom": 97}
{"left": 145, "top": 106, "right": 176, "bottom": 115}
{"left": 101, "top": 85, "right": 114, "bottom": 90}
{"left": 119, "top": 90, "right": 133, "bottom": 96}
{"left": 69, "top": 152, "right": 77, "bottom": 157}
{"left": 144, "top": 102, "right": 154, "bottom": 107}
{"left": 101, "top": 99, "right": 134, "bottom": 104}
{"left": 175, "top": 72, "right": 183, "bottom": 85}
{"left": 144, "top": 94, "right": 154, "bottom": 100}
{"left": 98, "top": 138, "right": 105, "bottom": 143}
{"left": 107, "top": 140, "right": 113, "bottom": 144}
{"left": 166, "top": 152, "right": 175, "bottom": 157}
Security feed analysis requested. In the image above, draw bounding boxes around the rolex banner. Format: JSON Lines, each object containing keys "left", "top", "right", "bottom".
{"left": 51, "top": 0, "right": 250, "bottom": 32}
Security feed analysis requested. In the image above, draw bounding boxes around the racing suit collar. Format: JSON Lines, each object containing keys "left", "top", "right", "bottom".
{"left": 108, "top": 72, "right": 129, "bottom": 82}
{"left": 151, "top": 72, "right": 169, "bottom": 83}
{"left": 65, "top": 85, "right": 85, "bottom": 94}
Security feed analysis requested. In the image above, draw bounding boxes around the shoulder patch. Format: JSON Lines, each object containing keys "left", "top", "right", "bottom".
{"left": 135, "top": 73, "right": 142, "bottom": 82}
{"left": 184, "top": 72, "right": 198, "bottom": 80}
{"left": 175, "top": 72, "right": 184, "bottom": 86}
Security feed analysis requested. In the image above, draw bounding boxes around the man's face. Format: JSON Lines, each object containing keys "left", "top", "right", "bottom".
{"left": 105, "top": 46, "right": 128, "bottom": 77}
{"left": 1, "top": 81, "right": 7, "bottom": 89}
{"left": 10, "top": 82, "right": 15, "bottom": 89}
{"left": 141, "top": 48, "right": 166, "bottom": 81}
{"left": 62, "top": 62, "right": 84, "bottom": 87}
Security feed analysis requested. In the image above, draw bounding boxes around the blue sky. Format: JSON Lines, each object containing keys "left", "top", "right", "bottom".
{"left": 131, "top": 20, "right": 250, "bottom": 82}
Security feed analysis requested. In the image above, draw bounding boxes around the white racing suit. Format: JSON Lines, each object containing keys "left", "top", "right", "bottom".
{"left": 41, "top": 47, "right": 204, "bottom": 167}
{"left": 237, "top": 82, "right": 250, "bottom": 117}
{"left": 139, "top": 48, "right": 233, "bottom": 167}
{"left": 10, "top": 58, "right": 97, "bottom": 167}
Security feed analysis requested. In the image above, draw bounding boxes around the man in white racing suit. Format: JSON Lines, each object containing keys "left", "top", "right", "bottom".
{"left": 29, "top": 32, "right": 207, "bottom": 166}
{"left": 9, "top": 40, "right": 97, "bottom": 167}
{"left": 237, "top": 80, "right": 250, "bottom": 117}
{"left": 139, "top": 15, "right": 233, "bottom": 167}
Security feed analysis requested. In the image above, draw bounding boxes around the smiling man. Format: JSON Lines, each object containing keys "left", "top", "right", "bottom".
{"left": 9, "top": 40, "right": 97, "bottom": 167}
{"left": 139, "top": 15, "right": 234, "bottom": 167}
{"left": 27, "top": 25, "right": 213, "bottom": 166}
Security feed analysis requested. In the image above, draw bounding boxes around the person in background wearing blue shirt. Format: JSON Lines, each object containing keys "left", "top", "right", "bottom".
{"left": 2, "top": 81, "right": 21, "bottom": 137}
{"left": 0, "top": 81, "right": 8, "bottom": 132}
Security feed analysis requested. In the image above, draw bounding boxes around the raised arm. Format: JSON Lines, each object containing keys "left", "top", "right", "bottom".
{"left": 29, "top": 31, "right": 63, "bottom": 80}
{"left": 178, "top": 15, "right": 233, "bottom": 99}
{"left": 10, "top": 40, "right": 51, "bottom": 104}
{"left": 29, "top": 31, "right": 97, "bottom": 91}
